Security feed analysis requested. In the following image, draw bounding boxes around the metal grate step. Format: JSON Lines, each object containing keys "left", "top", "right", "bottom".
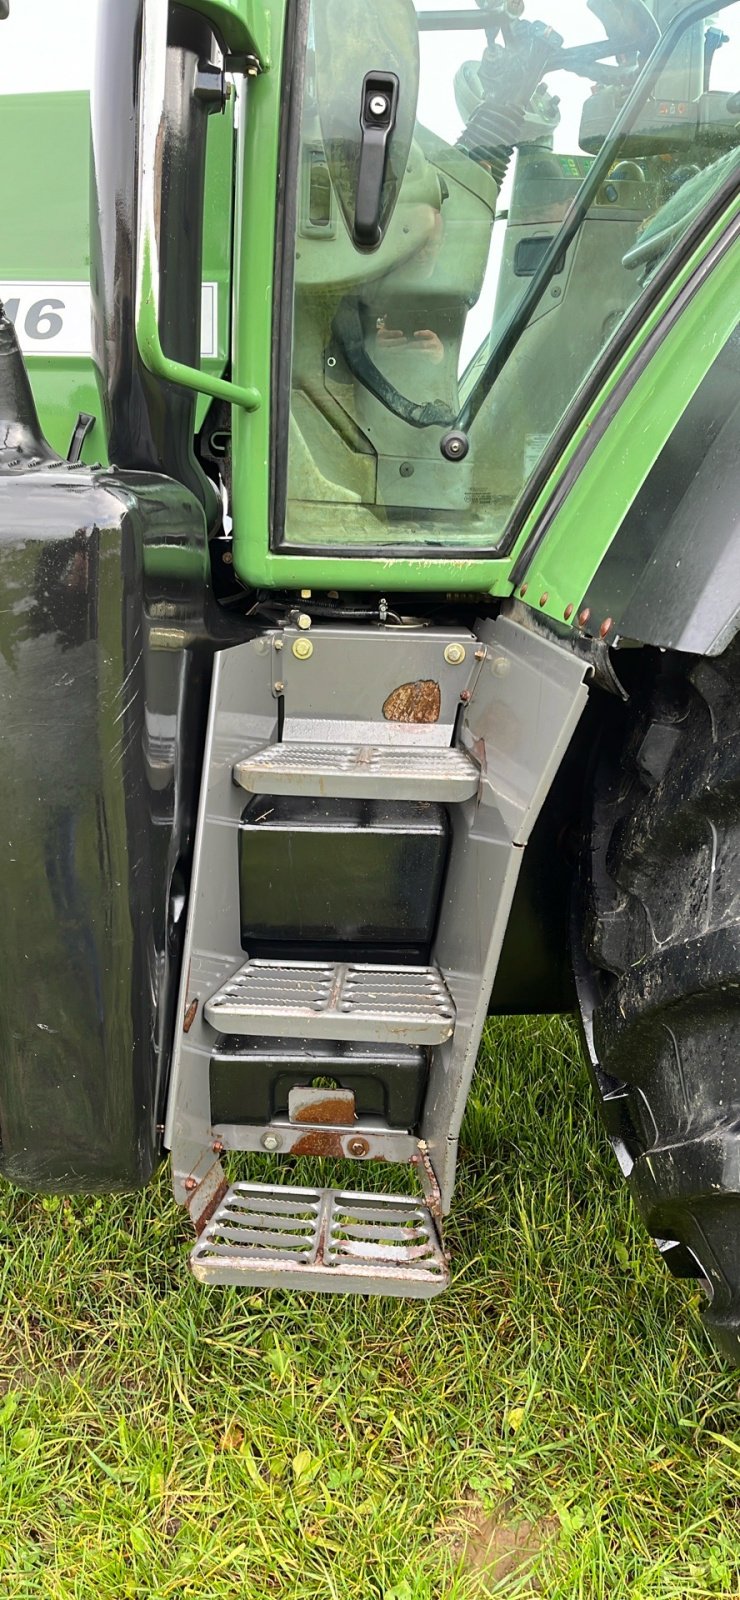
{"left": 204, "top": 960, "right": 455, "bottom": 1044}
{"left": 234, "top": 741, "right": 479, "bottom": 801}
{"left": 191, "top": 1182, "right": 449, "bottom": 1296}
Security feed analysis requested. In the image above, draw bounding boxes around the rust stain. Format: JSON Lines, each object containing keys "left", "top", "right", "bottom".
{"left": 183, "top": 999, "right": 198, "bottom": 1034}
{"left": 291, "top": 1090, "right": 356, "bottom": 1126}
{"left": 193, "top": 1179, "right": 229, "bottom": 1237}
{"left": 383, "top": 680, "right": 441, "bottom": 724}
{"left": 292, "top": 1130, "right": 346, "bottom": 1158}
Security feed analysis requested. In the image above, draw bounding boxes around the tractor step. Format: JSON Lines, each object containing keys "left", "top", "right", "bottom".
{"left": 234, "top": 741, "right": 479, "bottom": 801}
{"left": 204, "top": 960, "right": 455, "bottom": 1043}
{"left": 191, "top": 1182, "right": 449, "bottom": 1296}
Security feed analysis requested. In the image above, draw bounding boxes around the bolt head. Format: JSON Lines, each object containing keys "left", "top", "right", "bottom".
{"left": 578, "top": 608, "right": 591, "bottom": 628}
{"left": 599, "top": 617, "right": 613, "bottom": 640}
{"left": 273, "top": 680, "right": 285, "bottom": 693}
{"left": 444, "top": 642, "right": 466, "bottom": 666}
{"left": 261, "top": 1133, "right": 281, "bottom": 1152}
{"left": 348, "top": 1137, "right": 370, "bottom": 1157}
{"left": 292, "top": 638, "right": 314, "bottom": 660}
{"left": 184, "top": 1177, "right": 197, "bottom": 1193}
{"left": 297, "top": 613, "right": 312, "bottom": 631}
{"left": 491, "top": 656, "right": 511, "bottom": 678}
{"left": 300, "top": 589, "right": 312, "bottom": 599}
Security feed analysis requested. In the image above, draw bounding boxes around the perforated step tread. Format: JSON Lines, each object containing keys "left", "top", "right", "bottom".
{"left": 204, "top": 960, "right": 455, "bottom": 1043}
{"left": 234, "top": 741, "right": 479, "bottom": 801}
{"left": 191, "top": 1182, "right": 449, "bottom": 1296}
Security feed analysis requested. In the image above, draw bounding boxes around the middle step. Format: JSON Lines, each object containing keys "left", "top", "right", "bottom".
{"left": 204, "top": 960, "right": 456, "bottom": 1044}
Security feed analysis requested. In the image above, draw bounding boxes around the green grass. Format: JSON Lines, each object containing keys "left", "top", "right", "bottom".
{"left": 1, "top": 1016, "right": 739, "bottom": 1599}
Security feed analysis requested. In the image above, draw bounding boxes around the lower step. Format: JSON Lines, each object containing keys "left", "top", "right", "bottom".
{"left": 204, "top": 960, "right": 455, "bottom": 1044}
{"left": 191, "top": 1182, "right": 449, "bottom": 1297}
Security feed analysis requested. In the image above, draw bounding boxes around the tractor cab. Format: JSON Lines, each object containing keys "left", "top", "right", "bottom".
{"left": 267, "top": 0, "right": 740, "bottom": 561}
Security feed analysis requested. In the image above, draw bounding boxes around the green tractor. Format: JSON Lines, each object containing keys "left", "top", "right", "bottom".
{"left": 1, "top": 0, "right": 739, "bottom": 1361}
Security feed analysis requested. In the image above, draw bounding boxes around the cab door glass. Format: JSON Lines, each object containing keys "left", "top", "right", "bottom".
{"left": 278, "top": 0, "right": 740, "bottom": 555}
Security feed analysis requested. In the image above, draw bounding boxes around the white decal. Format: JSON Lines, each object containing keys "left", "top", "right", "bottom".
{"left": 0, "top": 282, "right": 220, "bottom": 360}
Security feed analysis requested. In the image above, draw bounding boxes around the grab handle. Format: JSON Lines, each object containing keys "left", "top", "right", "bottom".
{"left": 135, "top": 0, "right": 265, "bottom": 412}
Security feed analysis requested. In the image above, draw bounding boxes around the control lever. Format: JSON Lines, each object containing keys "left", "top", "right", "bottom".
{"left": 354, "top": 72, "right": 399, "bottom": 248}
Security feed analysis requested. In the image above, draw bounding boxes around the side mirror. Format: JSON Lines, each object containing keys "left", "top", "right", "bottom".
{"left": 312, "top": 0, "right": 420, "bottom": 250}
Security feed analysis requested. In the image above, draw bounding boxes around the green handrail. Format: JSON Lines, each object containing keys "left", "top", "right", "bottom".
{"left": 135, "top": 0, "right": 266, "bottom": 413}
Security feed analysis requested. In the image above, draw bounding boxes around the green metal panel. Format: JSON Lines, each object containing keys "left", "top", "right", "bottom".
{"left": 0, "top": 89, "right": 234, "bottom": 463}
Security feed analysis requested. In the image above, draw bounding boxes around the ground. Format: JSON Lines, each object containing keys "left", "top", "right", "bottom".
{"left": 0, "top": 1016, "right": 739, "bottom": 1599}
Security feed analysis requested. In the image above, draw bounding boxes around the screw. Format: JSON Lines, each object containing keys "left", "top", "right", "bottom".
{"left": 578, "top": 608, "right": 591, "bottom": 628}
{"left": 184, "top": 1177, "right": 197, "bottom": 1193}
{"left": 261, "top": 1132, "right": 281, "bottom": 1151}
{"left": 551, "top": 287, "right": 562, "bottom": 299}
{"left": 600, "top": 617, "right": 613, "bottom": 639}
{"left": 444, "top": 642, "right": 466, "bottom": 665}
{"left": 292, "top": 637, "right": 314, "bottom": 660}
{"left": 297, "top": 613, "right": 312, "bottom": 631}
{"left": 274, "top": 680, "right": 285, "bottom": 692}
{"left": 491, "top": 656, "right": 510, "bottom": 678}
{"left": 519, "top": 584, "right": 528, "bottom": 598}
{"left": 212, "top": 1140, "right": 224, "bottom": 1155}
{"left": 348, "top": 1137, "right": 370, "bottom": 1157}
{"left": 474, "top": 647, "right": 487, "bottom": 661}
{"left": 274, "top": 638, "right": 284, "bottom": 650}
{"left": 564, "top": 603, "right": 574, "bottom": 621}
{"left": 460, "top": 688, "right": 472, "bottom": 703}
{"left": 539, "top": 592, "right": 549, "bottom": 607}
{"left": 369, "top": 93, "right": 389, "bottom": 117}
{"left": 399, "top": 461, "right": 414, "bottom": 478}
{"left": 222, "top": 551, "right": 233, "bottom": 565}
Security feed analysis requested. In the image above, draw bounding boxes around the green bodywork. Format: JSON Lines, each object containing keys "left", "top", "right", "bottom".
{"left": 3, "top": 0, "right": 739, "bottom": 621}
{"left": 0, "top": 89, "right": 234, "bottom": 464}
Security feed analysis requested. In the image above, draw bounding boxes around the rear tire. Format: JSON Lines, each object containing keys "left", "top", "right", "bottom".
{"left": 577, "top": 639, "right": 740, "bottom": 1363}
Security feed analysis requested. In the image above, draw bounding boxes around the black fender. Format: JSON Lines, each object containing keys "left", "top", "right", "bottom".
{"left": 579, "top": 329, "right": 740, "bottom": 657}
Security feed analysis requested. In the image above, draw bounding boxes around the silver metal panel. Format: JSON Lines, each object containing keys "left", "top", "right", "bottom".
{"left": 191, "top": 1182, "right": 449, "bottom": 1296}
{"left": 204, "top": 960, "right": 456, "bottom": 1044}
{"left": 278, "top": 624, "right": 479, "bottom": 748}
{"left": 233, "top": 741, "right": 480, "bottom": 801}
{"left": 424, "top": 613, "right": 591, "bottom": 1207}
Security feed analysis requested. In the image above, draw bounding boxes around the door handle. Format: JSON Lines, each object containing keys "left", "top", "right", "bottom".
{"left": 354, "top": 71, "right": 399, "bottom": 248}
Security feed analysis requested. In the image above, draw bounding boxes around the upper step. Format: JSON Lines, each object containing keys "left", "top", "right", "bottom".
{"left": 191, "top": 1181, "right": 449, "bottom": 1297}
{"left": 204, "top": 960, "right": 456, "bottom": 1044}
{"left": 233, "top": 741, "right": 479, "bottom": 802}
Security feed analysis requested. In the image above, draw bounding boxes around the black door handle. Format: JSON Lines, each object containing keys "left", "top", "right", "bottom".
{"left": 354, "top": 71, "right": 399, "bottom": 248}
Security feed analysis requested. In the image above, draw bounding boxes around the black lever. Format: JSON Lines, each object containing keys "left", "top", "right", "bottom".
{"left": 354, "top": 71, "right": 399, "bottom": 249}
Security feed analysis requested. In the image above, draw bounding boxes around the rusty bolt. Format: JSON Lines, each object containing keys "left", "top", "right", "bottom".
{"left": 539, "top": 592, "right": 549, "bottom": 608}
{"left": 292, "top": 637, "right": 314, "bottom": 660}
{"left": 444, "top": 642, "right": 466, "bottom": 666}
{"left": 600, "top": 617, "right": 613, "bottom": 640}
{"left": 578, "top": 608, "right": 591, "bottom": 628}
{"left": 183, "top": 998, "right": 198, "bottom": 1034}
{"left": 212, "top": 1140, "right": 224, "bottom": 1155}
{"left": 519, "top": 583, "right": 528, "bottom": 598}
{"left": 459, "top": 688, "right": 472, "bottom": 703}
{"left": 184, "top": 1177, "right": 197, "bottom": 1193}
{"left": 348, "top": 1136, "right": 370, "bottom": 1157}
{"left": 564, "top": 603, "right": 574, "bottom": 621}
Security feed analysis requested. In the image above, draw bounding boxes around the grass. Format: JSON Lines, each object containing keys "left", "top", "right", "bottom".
{"left": 0, "top": 1015, "right": 739, "bottom": 1599}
